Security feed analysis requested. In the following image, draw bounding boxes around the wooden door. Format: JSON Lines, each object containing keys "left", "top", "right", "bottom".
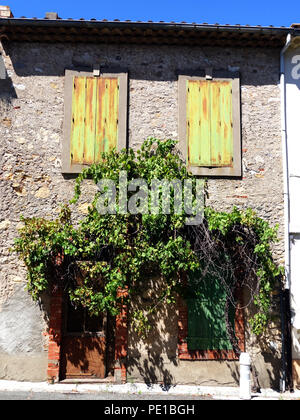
{"left": 60, "top": 298, "right": 107, "bottom": 379}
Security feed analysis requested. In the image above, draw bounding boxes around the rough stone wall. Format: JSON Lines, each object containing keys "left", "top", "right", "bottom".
{"left": 0, "top": 41, "right": 284, "bottom": 386}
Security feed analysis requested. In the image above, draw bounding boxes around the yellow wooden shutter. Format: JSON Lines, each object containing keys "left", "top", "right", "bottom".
{"left": 186, "top": 79, "right": 233, "bottom": 168}
{"left": 70, "top": 76, "right": 119, "bottom": 165}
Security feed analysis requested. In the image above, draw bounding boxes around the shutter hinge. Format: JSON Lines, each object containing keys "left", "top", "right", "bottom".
{"left": 205, "top": 67, "right": 213, "bottom": 80}
{"left": 93, "top": 64, "right": 101, "bottom": 77}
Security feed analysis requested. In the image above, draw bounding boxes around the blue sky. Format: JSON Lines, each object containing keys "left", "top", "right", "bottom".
{"left": 8, "top": 0, "right": 300, "bottom": 27}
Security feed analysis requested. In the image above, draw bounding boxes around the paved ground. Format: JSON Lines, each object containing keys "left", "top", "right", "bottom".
{"left": 0, "top": 380, "right": 299, "bottom": 401}
{"left": 0, "top": 390, "right": 213, "bottom": 400}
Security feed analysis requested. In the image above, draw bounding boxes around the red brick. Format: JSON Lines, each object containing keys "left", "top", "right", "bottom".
{"left": 47, "top": 287, "right": 63, "bottom": 383}
{"left": 114, "top": 287, "right": 128, "bottom": 381}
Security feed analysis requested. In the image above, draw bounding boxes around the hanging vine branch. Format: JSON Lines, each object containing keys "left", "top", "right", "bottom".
{"left": 12, "top": 138, "right": 284, "bottom": 338}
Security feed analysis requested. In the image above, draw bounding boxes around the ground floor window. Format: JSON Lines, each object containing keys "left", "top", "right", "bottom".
{"left": 187, "top": 273, "right": 236, "bottom": 351}
{"left": 178, "top": 269, "right": 245, "bottom": 360}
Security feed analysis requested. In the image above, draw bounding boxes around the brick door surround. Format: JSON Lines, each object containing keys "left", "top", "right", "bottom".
{"left": 46, "top": 286, "right": 128, "bottom": 383}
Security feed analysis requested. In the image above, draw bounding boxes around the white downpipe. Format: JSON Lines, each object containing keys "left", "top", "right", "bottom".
{"left": 279, "top": 33, "right": 292, "bottom": 394}
{"left": 239, "top": 353, "right": 251, "bottom": 399}
{"left": 280, "top": 33, "right": 292, "bottom": 290}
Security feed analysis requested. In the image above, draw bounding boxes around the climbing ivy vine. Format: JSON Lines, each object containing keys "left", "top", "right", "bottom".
{"left": 13, "top": 138, "right": 283, "bottom": 338}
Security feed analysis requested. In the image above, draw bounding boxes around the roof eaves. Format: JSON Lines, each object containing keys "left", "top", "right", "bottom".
{"left": 0, "top": 17, "right": 294, "bottom": 31}
{"left": 0, "top": 17, "right": 298, "bottom": 47}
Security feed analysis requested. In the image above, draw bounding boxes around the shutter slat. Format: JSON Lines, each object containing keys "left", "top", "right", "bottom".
{"left": 71, "top": 76, "right": 86, "bottom": 164}
{"left": 210, "top": 81, "right": 221, "bottom": 166}
{"left": 187, "top": 80, "right": 211, "bottom": 166}
{"left": 83, "top": 77, "right": 97, "bottom": 165}
{"left": 94, "top": 78, "right": 119, "bottom": 162}
{"left": 219, "top": 81, "right": 233, "bottom": 166}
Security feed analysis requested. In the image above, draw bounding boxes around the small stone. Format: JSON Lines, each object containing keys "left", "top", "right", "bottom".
{"left": 78, "top": 202, "right": 90, "bottom": 214}
{"left": 35, "top": 186, "right": 50, "bottom": 199}
{"left": 2, "top": 118, "right": 12, "bottom": 128}
{"left": 13, "top": 84, "right": 26, "bottom": 91}
{"left": 0, "top": 220, "right": 10, "bottom": 230}
{"left": 3, "top": 172, "right": 13, "bottom": 180}
{"left": 12, "top": 184, "right": 27, "bottom": 196}
{"left": 11, "top": 275, "right": 23, "bottom": 283}
{"left": 16, "top": 221, "right": 25, "bottom": 230}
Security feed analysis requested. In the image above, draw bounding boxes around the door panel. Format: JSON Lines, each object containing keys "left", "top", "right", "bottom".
{"left": 60, "top": 335, "right": 106, "bottom": 378}
{"left": 60, "top": 297, "right": 107, "bottom": 379}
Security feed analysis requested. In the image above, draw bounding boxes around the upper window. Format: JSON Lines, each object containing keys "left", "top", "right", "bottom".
{"left": 62, "top": 69, "right": 128, "bottom": 173}
{"left": 178, "top": 71, "right": 241, "bottom": 176}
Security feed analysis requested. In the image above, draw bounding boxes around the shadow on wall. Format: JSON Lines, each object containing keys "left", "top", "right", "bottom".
{"left": 126, "top": 276, "right": 179, "bottom": 387}
{"left": 0, "top": 77, "right": 17, "bottom": 110}
{"left": 242, "top": 286, "right": 283, "bottom": 391}
{"left": 1, "top": 41, "right": 280, "bottom": 86}
{"left": 1, "top": 41, "right": 178, "bottom": 81}
{"left": 127, "top": 276, "right": 283, "bottom": 389}
{"left": 127, "top": 318, "right": 179, "bottom": 387}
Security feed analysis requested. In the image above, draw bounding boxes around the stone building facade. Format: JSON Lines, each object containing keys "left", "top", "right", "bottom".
{"left": 0, "top": 9, "right": 297, "bottom": 389}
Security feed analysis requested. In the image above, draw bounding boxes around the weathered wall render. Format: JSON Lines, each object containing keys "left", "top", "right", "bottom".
{"left": 0, "top": 41, "right": 284, "bottom": 386}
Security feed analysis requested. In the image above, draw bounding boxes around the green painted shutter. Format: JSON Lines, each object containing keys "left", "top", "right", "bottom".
{"left": 187, "top": 270, "right": 235, "bottom": 351}
{"left": 187, "top": 79, "right": 233, "bottom": 168}
{"left": 70, "top": 76, "right": 119, "bottom": 165}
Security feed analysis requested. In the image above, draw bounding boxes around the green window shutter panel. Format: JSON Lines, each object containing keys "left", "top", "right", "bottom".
{"left": 187, "top": 79, "right": 233, "bottom": 168}
{"left": 187, "top": 270, "right": 235, "bottom": 351}
{"left": 70, "top": 76, "right": 119, "bottom": 165}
